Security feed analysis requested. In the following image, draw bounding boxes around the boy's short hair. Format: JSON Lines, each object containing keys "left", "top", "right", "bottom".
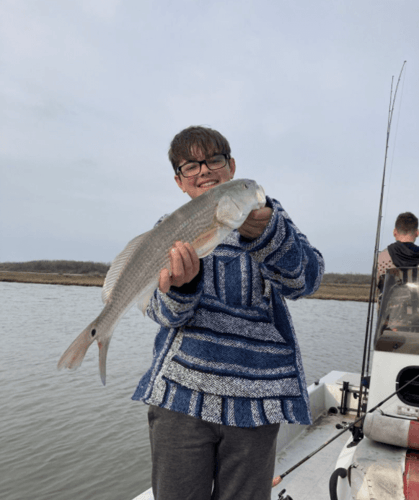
{"left": 395, "top": 212, "right": 419, "bottom": 234}
{"left": 168, "top": 126, "right": 231, "bottom": 173}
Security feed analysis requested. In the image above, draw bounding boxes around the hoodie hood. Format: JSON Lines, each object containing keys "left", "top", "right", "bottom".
{"left": 388, "top": 241, "right": 419, "bottom": 268}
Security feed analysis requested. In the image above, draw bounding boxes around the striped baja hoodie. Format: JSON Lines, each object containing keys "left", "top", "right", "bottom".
{"left": 132, "top": 196, "right": 325, "bottom": 428}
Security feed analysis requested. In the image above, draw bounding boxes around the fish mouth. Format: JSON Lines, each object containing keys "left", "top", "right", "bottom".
{"left": 256, "top": 185, "right": 266, "bottom": 208}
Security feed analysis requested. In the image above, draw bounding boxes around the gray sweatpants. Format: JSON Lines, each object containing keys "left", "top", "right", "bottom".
{"left": 148, "top": 405, "right": 280, "bottom": 500}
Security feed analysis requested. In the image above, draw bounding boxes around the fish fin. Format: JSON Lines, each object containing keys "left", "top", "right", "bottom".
{"left": 98, "top": 336, "right": 111, "bottom": 386}
{"left": 137, "top": 278, "right": 159, "bottom": 315}
{"left": 57, "top": 323, "right": 96, "bottom": 371}
{"left": 216, "top": 195, "right": 246, "bottom": 229}
{"left": 192, "top": 225, "right": 232, "bottom": 257}
{"left": 102, "top": 231, "right": 151, "bottom": 303}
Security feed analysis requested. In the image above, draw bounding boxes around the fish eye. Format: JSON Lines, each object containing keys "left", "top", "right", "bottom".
{"left": 91, "top": 329, "right": 96, "bottom": 337}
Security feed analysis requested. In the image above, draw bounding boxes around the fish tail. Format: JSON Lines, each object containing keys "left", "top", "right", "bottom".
{"left": 57, "top": 324, "right": 95, "bottom": 371}
{"left": 98, "top": 336, "right": 111, "bottom": 386}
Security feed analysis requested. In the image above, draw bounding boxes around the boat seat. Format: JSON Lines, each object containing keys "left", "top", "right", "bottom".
{"left": 364, "top": 410, "right": 419, "bottom": 450}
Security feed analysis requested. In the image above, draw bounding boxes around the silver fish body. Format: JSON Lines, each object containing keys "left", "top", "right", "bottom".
{"left": 57, "top": 179, "right": 266, "bottom": 384}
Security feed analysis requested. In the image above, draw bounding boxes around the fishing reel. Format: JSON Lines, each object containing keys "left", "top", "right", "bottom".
{"left": 278, "top": 488, "right": 293, "bottom": 500}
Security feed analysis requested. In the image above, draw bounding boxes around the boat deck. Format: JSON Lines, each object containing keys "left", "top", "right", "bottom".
{"left": 133, "top": 372, "right": 361, "bottom": 500}
{"left": 272, "top": 413, "right": 355, "bottom": 499}
{"left": 135, "top": 413, "right": 357, "bottom": 500}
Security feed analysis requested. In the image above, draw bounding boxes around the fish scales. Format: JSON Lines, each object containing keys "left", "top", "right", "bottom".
{"left": 110, "top": 188, "right": 223, "bottom": 304}
{"left": 57, "top": 179, "right": 266, "bottom": 384}
{"left": 106, "top": 202, "right": 215, "bottom": 311}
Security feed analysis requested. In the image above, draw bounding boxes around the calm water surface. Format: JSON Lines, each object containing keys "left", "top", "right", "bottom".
{"left": 1, "top": 282, "right": 368, "bottom": 500}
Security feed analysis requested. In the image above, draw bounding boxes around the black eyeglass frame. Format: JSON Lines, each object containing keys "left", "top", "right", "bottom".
{"left": 176, "top": 154, "right": 230, "bottom": 177}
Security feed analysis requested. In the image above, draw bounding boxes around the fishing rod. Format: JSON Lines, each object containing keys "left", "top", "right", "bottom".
{"left": 272, "top": 370, "right": 419, "bottom": 488}
{"left": 356, "top": 61, "right": 407, "bottom": 418}
{"left": 272, "top": 62, "right": 408, "bottom": 494}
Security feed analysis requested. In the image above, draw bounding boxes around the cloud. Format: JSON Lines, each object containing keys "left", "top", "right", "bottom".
{"left": 78, "top": 0, "right": 122, "bottom": 20}
{"left": 1, "top": 0, "right": 418, "bottom": 272}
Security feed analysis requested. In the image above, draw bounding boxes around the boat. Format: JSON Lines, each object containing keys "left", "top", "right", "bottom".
{"left": 132, "top": 369, "right": 362, "bottom": 500}
{"left": 133, "top": 267, "right": 419, "bottom": 499}
{"left": 329, "top": 267, "right": 419, "bottom": 500}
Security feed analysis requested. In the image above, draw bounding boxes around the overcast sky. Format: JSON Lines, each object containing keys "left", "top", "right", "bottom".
{"left": 1, "top": 0, "right": 418, "bottom": 274}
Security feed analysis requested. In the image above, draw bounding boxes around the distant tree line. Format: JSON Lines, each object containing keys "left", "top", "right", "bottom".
{"left": 0, "top": 260, "right": 371, "bottom": 284}
{"left": 0, "top": 260, "right": 110, "bottom": 276}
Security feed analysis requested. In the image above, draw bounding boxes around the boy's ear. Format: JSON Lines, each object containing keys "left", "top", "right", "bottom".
{"left": 228, "top": 158, "right": 236, "bottom": 179}
{"left": 174, "top": 174, "right": 185, "bottom": 192}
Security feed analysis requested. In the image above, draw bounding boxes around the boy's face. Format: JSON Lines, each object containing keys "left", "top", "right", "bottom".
{"left": 174, "top": 146, "right": 236, "bottom": 199}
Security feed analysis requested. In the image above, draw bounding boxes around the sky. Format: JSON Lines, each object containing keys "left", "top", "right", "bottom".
{"left": 1, "top": 0, "right": 418, "bottom": 274}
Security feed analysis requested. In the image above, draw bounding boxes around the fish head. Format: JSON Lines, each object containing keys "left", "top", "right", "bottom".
{"left": 215, "top": 179, "right": 266, "bottom": 229}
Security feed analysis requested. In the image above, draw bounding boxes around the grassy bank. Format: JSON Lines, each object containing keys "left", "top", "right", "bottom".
{"left": 0, "top": 261, "right": 373, "bottom": 302}
{"left": 0, "top": 260, "right": 110, "bottom": 275}
{"left": 309, "top": 283, "right": 371, "bottom": 302}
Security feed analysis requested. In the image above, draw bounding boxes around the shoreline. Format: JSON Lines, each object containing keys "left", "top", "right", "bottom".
{"left": 0, "top": 271, "right": 372, "bottom": 302}
{"left": 307, "top": 283, "right": 372, "bottom": 302}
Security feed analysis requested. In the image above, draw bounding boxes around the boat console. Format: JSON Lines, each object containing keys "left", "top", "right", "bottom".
{"left": 329, "top": 268, "right": 419, "bottom": 500}
{"left": 376, "top": 267, "right": 419, "bottom": 352}
{"left": 368, "top": 267, "right": 419, "bottom": 415}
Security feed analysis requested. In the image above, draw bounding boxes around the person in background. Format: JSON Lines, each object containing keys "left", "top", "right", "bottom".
{"left": 377, "top": 212, "right": 419, "bottom": 285}
{"left": 132, "top": 126, "right": 325, "bottom": 500}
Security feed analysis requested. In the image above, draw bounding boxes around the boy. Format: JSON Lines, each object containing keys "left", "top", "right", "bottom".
{"left": 132, "top": 126, "right": 324, "bottom": 500}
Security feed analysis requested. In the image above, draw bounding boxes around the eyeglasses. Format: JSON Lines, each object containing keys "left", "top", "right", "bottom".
{"left": 176, "top": 154, "right": 229, "bottom": 178}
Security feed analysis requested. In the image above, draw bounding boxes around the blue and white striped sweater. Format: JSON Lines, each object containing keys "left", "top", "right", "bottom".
{"left": 132, "top": 196, "right": 325, "bottom": 428}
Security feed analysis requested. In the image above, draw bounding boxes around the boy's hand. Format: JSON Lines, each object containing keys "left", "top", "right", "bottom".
{"left": 159, "top": 241, "right": 200, "bottom": 293}
{"left": 238, "top": 207, "right": 272, "bottom": 240}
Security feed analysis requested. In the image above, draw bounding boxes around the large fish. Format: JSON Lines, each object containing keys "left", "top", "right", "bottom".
{"left": 57, "top": 179, "right": 266, "bottom": 385}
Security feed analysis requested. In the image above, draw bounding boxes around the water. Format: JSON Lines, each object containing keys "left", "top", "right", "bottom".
{"left": 0, "top": 282, "right": 368, "bottom": 500}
